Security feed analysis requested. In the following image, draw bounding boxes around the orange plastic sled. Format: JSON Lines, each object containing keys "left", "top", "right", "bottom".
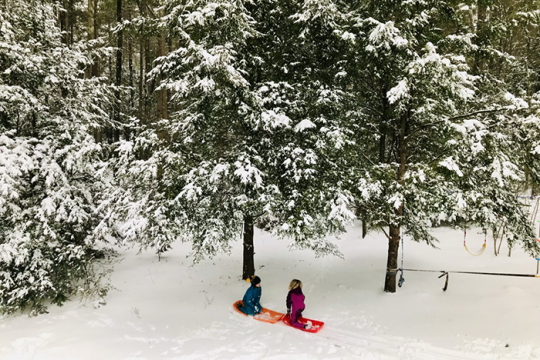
{"left": 233, "top": 300, "right": 284, "bottom": 324}
{"left": 282, "top": 313, "right": 324, "bottom": 333}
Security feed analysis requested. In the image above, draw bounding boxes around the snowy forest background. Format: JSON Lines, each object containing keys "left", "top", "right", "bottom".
{"left": 2, "top": 0, "right": 540, "bottom": 316}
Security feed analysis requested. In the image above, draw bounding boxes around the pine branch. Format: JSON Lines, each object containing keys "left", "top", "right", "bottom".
{"left": 448, "top": 108, "right": 505, "bottom": 121}
{"left": 380, "top": 226, "right": 391, "bottom": 240}
{"left": 406, "top": 108, "right": 506, "bottom": 141}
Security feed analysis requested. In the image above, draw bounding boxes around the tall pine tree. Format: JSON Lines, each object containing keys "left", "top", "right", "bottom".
{"left": 113, "top": 0, "right": 356, "bottom": 278}
{"left": 346, "top": 0, "right": 540, "bottom": 292}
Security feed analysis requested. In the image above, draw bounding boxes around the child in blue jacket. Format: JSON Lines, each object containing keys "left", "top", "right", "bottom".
{"left": 237, "top": 276, "right": 262, "bottom": 316}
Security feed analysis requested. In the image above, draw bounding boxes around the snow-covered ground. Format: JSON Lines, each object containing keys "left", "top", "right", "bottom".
{"left": 2, "top": 223, "right": 540, "bottom": 360}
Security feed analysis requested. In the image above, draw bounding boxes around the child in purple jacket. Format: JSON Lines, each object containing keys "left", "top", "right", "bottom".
{"left": 286, "top": 279, "right": 312, "bottom": 330}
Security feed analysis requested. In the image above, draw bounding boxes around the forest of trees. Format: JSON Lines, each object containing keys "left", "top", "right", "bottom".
{"left": 2, "top": 0, "right": 540, "bottom": 315}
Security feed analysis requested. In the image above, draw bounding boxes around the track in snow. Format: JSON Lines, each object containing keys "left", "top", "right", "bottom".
{"left": 322, "top": 326, "right": 508, "bottom": 360}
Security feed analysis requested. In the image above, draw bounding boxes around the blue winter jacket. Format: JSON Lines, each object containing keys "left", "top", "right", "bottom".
{"left": 240, "top": 285, "right": 262, "bottom": 316}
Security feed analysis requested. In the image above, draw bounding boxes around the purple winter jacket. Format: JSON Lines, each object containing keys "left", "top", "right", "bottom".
{"left": 286, "top": 287, "right": 305, "bottom": 328}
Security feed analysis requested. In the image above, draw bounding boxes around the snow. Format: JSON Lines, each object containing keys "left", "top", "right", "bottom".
{"left": 2, "top": 224, "right": 540, "bottom": 359}
{"left": 367, "top": 21, "right": 408, "bottom": 49}
{"left": 234, "top": 159, "right": 264, "bottom": 188}
{"left": 387, "top": 79, "right": 409, "bottom": 104}
{"left": 261, "top": 110, "right": 291, "bottom": 129}
{"left": 439, "top": 157, "right": 464, "bottom": 177}
{"left": 503, "top": 93, "right": 529, "bottom": 110}
{"left": 294, "top": 119, "right": 317, "bottom": 132}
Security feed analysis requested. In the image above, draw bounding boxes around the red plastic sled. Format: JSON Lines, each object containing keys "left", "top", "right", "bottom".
{"left": 282, "top": 314, "right": 324, "bottom": 333}
{"left": 233, "top": 300, "right": 284, "bottom": 324}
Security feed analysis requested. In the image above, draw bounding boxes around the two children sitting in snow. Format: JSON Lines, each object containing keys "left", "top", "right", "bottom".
{"left": 236, "top": 276, "right": 312, "bottom": 330}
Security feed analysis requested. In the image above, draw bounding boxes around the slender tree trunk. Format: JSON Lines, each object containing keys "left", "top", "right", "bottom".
{"left": 31, "top": 112, "right": 37, "bottom": 138}
{"left": 116, "top": 0, "right": 123, "bottom": 87}
{"left": 126, "top": 3, "right": 133, "bottom": 140}
{"left": 137, "top": 0, "right": 145, "bottom": 124}
{"left": 156, "top": 15, "right": 168, "bottom": 176}
{"left": 156, "top": 31, "right": 168, "bottom": 123}
{"left": 362, "top": 217, "right": 367, "bottom": 238}
{"left": 493, "top": 227, "right": 498, "bottom": 256}
{"left": 242, "top": 215, "right": 255, "bottom": 280}
{"left": 473, "top": 0, "right": 488, "bottom": 73}
{"left": 92, "top": 0, "right": 99, "bottom": 76}
{"left": 106, "top": 23, "right": 114, "bottom": 142}
{"left": 378, "top": 85, "right": 389, "bottom": 163}
{"left": 136, "top": 0, "right": 148, "bottom": 160}
{"left": 114, "top": 0, "right": 123, "bottom": 142}
{"left": 57, "top": 0, "right": 73, "bottom": 46}
{"left": 86, "top": 0, "right": 100, "bottom": 78}
{"left": 59, "top": 1, "right": 68, "bottom": 44}
{"left": 497, "top": 225, "right": 505, "bottom": 255}
{"left": 369, "top": 85, "right": 392, "bottom": 240}
{"left": 92, "top": 0, "right": 101, "bottom": 142}
{"left": 139, "top": 36, "right": 144, "bottom": 121}
{"left": 86, "top": 0, "right": 98, "bottom": 140}
{"left": 86, "top": 0, "right": 94, "bottom": 79}
{"left": 354, "top": 203, "right": 368, "bottom": 239}
{"left": 128, "top": 5, "right": 134, "bottom": 109}
{"left": 68, "top": 0, "right": 74, "bottom": 45}
{"left": 144, "top": 37, "right": 152, "bottom": 120}
{"left": 378, "top": 129, "right": 386, "bottom": 163}
{"left": 384, "top": 112, "right": 408, "bottom": 293}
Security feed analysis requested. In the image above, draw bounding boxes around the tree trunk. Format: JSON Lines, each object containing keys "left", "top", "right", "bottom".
{"left": 383, "top": 111, "right": 408, "bottom": 293}
{"left": 59, "top": 1, "right": 68, "bottom": 44}
{"left": 59, "top": 0, "right": 73, "bottom": 46}
{"left": 378, "top": 85, "right": 389, "bottom": 163}
{"left": 156, "top": 31, "right": 168, "bottom": 123}
{"left": 86, "top": 0, "right": 99, "bottom": 78}
{"left": 87, "top": 0, "right": 100, "bottom": 142}
{"left": 156, "top": 13, "right": 168, "bottom": 176}
{"left": 354, "top": 202, "right": 368, "bottom": 239}
{"left": 242, "top": 215, "right": 255, "bottom": 280}
{"left": 139, "top": 36, "right": 144, "bottom": 121}
{"left": 68, "top": 0, "right": 74, "bottom": 45}
{"left": 384, "top": 223, "right": 401, "bottom": 293}
{"left": 86, "top": 0, "right": 94, "bottom": 79}
{"left": 126, "top": 3, "right": 133, "bottom": 140}
{"left": 144, "top": 36, "right": 152, "bottom": 120}
{"left": 128, "top": 4, "right": 134, "bottom": 109}
{"left": 362, "top": 219, "right": 367, "bottom": 239}
{"left": 473, "top": 0, "right": 488, "bottom": 73}
{"left": 116, "top": 0, "right": 123, "bottom": 88}
{"left": 114, "top": 0, "right": 123, "bottom": 142}
{"left": 92, "top": 0, "right": 99, "bottom": 76}
{"left": 492, "top": 227, "right": 497, "bottom": 256}
{"left": 497, "top": 225, "right": 505, "bottom": 255}
{"left": 137, "top": 0, "right": 145, "bottom": 124}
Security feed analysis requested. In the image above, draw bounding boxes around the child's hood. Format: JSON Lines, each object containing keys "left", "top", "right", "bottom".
{"left": 290, "top": 286, "right": 303, "bottom": 295}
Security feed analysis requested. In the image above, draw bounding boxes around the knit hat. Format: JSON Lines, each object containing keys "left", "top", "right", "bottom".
{"left": 251, "top": 276, "right": 261, "bottom": 286}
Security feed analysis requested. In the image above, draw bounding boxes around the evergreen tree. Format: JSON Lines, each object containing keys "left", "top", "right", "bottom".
{"left": 470, "top": 0, "right": 540, "bottom": 194}
{"left": 113, "top": 0, "right": 356, "bottom": 278}
{"left": 345, "top": 0, "right": 540, "bottom": 292}
{"left": 247, "top": 0, "right": 357, "bottom": 252}
{"left": 0, "top": 0, "right": 116, "bottom": 314}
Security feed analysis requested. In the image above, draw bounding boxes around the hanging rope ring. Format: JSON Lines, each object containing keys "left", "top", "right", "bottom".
{"left": 463, "top": 227, "right": 487, "bottom": 256}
